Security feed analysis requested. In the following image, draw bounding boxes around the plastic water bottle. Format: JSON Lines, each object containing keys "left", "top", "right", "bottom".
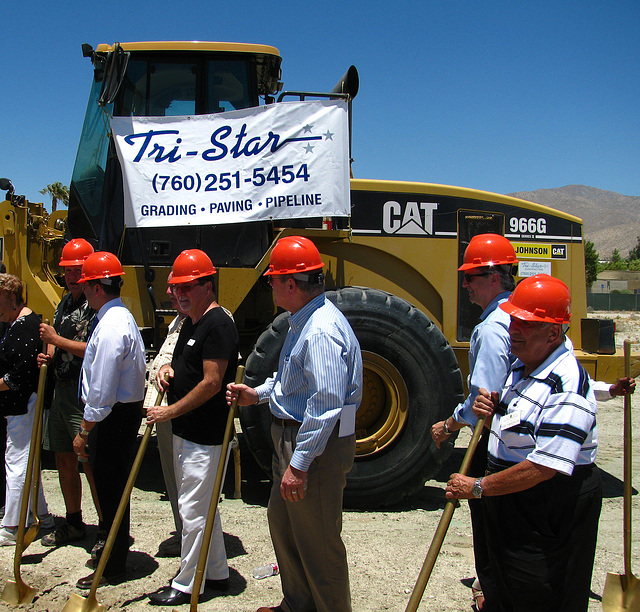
{"left": 252, "top": 562, "right": 279, "bottom": 579}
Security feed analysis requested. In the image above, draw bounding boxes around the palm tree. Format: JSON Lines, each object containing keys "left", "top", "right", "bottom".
{"left": 39, "top": 182, "right": 69, "bottom": 213}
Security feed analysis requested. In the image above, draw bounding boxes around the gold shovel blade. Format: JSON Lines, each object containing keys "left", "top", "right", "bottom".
{"left": 1, "top": 578, "right": 37, "bottom": 605}
{"left": 61, "top": 591, "right": 107, "bottom": 612}
{"left": 602, "top": 571, "right": 640, "bottom": 611}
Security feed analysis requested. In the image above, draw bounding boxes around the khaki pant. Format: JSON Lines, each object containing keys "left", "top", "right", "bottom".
{"left": 268, "top": 421, "right": 355, "bottom": 612}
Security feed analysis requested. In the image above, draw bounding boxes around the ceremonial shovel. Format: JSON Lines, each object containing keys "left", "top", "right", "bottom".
{"left": 1, "top": 322, "right": 50, "bottom": 605}
{"left": 602, "top": 339, "right": 640, "bottom": 611}
{"left": 176, "top": 365, "right": 245, "bottom": 612}
{"left": 405, "top": 415, "right": 486, "bottom": 612}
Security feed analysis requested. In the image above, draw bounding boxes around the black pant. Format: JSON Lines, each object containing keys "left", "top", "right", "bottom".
{"left": 89, "top": 402, "right": 142, "bottom": 576}
{"left": 468, "top": 429, "right": 503, "bottom": 611}
{"left": 483, "top": 464, "right": 602, "bottom": 612}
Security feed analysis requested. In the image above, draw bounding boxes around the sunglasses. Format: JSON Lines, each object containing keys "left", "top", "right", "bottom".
{"left": 463, "top": 272, "right": 494, "bottom": 283}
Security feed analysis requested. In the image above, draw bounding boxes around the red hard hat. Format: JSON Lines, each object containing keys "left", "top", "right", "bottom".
{"left": 59, "top": 239, "right": 94, "bottom": 266}
{"left": 78, "top": 251, "right": 125, "bottom": 283}
{"left": 500, "top": 274, "right": 571, "bottom": 324}
{"left": 169, "top": 250, "right": 216, "bottom": 284}
{"left": 458, "top": 234, "right": 518, "bottom": 271}
{"left": 263, "top": 236, "right": 325, "bottom": 276}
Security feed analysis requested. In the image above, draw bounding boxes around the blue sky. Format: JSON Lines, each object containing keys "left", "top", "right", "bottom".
{"left": 1, "top": 0, "right": 638, "bottom": 209}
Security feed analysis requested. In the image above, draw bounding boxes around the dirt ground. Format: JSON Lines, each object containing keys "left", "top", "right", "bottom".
{"left": 0, "top": 311, "right": 638, "bottom": 611}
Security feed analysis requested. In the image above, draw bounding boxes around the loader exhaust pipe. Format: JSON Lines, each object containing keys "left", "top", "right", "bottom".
{"left": 331, "top": 65, "right": 359, "bottom": 100}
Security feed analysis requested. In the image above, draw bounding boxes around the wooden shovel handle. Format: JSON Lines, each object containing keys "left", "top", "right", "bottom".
{"left": 405, "top": 415, "right": 486, "bottom": 612}
{"left": 623, "top": 339, "right": 632, "bottom": 579}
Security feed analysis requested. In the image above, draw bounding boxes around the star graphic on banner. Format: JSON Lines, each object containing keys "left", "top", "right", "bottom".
{"left": 304, "top": 143, "right": 315, "bottom": 154}
{"left": 323, "top": 130, "right": 334, "bottom": 140}
{"left": 302, "top": 124, "right": 313, "bottom": 133}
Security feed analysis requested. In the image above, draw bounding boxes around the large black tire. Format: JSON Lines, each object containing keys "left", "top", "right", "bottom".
{"left": 240, "top": 312, "right": 292, "bottom": 474}
{"left": 239, "top": 287, "right": 464, "bottom": 508}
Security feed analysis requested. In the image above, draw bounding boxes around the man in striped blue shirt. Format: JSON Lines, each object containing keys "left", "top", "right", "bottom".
{"left": 446, "top": 274, "right": 602, "bottom": 612}
{"left": 227, "top": 236, "right": 362, "bottom": 612}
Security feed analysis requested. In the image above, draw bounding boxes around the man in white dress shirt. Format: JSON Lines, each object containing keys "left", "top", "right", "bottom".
{"left": 72, "top": 251, "right": 146, "bottom": 588}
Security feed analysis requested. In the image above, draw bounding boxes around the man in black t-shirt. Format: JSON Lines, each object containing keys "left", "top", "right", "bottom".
{"left": 146, "top": 250, "right": 238, "bottom": 607}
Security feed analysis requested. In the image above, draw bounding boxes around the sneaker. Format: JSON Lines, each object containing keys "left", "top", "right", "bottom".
{"left": 42, "top": 522, "right": 86, "bottom": 547}
{"left": 0, "top": 527, "right": 17, "bottom": 546}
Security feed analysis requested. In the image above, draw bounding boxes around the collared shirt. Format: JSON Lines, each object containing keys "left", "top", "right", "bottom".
{"left": 591, "top": 379, "right": 614, "bottom": 401}
{"left": 52, "top": 292, "right": 96, "bottom": 382}
{"left": 255, "top": 293, "right": 363, "bottom": 471}
{"left": 453, "top": 291, "right": 513, "bottom": 426}
{"left": 487, "top": 341, "right": 597, "bottom": 476}
{"left": 81, "top": 298, "right": 146, "bottom": 422}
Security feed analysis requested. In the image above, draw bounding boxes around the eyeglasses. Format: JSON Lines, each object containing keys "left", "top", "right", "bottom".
{"left": 266, "top": 275, "right": 288, "bottom": 287}
{"left": 463, "top": 272, "right": 495, "bottom": 283}
{"left": 173, "top": 281, "right": 204, "bottom": 294}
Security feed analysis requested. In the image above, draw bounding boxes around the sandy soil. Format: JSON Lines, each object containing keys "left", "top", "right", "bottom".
{"left": 0, "top": 311, "right": 638, "bottom": 611}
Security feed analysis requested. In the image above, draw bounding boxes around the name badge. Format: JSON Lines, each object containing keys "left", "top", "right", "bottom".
{"left": 187, "top": 338, "right": 196, "bottom": 346}
{"left": 501, "top": 409, "right": 521, "bottom": 430}
{"left": 338, "top": 404, "right": 357, "bottom": 437}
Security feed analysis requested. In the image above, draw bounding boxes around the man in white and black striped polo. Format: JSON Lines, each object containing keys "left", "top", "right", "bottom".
{"left": 446, "top": 274, "right": 601, "bottom": 612}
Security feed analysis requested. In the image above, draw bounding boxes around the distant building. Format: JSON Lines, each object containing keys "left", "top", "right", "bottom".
{"left": 590, "top": 270, "right": 640, "bottom": 294}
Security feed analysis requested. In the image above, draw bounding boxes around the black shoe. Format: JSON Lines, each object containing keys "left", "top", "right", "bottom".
{"left": 149, "top": 586, "right": 193, "bottom": 606}
{"left": 205, "top": 578, "right": 229, "bottom": 591}
{"left": 76, "top": 571, "right": 126, "bottom": 589}
{"left": 156, "top": 535, "right": 181, "bottom": 558}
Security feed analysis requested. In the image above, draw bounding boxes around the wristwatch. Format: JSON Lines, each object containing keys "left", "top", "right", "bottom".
{"left": 79, "top": 428, "right": 91, "bottom": 437}
{"left": 443, "top": 419, "right": 451, "bottom": 435}
{"left": 472, "top": 477, "right": 484, "bottom": 499}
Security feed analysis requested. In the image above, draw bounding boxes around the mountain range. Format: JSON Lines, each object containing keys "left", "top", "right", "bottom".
{"left": 507, "top": 185, "right": 639, "bottom": 259}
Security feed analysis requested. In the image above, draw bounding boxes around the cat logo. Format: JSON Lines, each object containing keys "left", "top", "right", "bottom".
{"left": 382, "top": 201, "right": 439, "bottom": 235}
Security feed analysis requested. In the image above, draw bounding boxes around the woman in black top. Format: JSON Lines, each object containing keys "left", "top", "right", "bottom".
{"left": 0, "top": 273, "right": 51, "bottom": 546}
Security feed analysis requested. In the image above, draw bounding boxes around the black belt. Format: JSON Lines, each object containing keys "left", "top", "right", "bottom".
{"left": 271, "top": 415, "right": 343, "bottom": 430}
{"left": 271, "top": 415, "right": 301, "bottom": 427}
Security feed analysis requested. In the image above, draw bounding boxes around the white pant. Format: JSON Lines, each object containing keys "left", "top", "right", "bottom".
{"left": 3, "top": 393, "right": 49, "bottom": 527}
{"left": 171, "top": 435, "right": 229, "bottom": 595}
{"left": 156, "top": 420, "right": 182, "bottom": 533}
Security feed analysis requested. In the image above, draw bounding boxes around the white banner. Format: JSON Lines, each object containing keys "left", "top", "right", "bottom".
{"left": 111, "top": 99, "right": 350, "bottom": 228}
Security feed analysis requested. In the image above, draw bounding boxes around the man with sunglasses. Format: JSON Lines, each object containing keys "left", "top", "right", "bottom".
{"left": 146, "top": 249, "right": 239, "bottom": 607}
{"left": 430, "top": 233, "right": 518, "bottom": 612}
